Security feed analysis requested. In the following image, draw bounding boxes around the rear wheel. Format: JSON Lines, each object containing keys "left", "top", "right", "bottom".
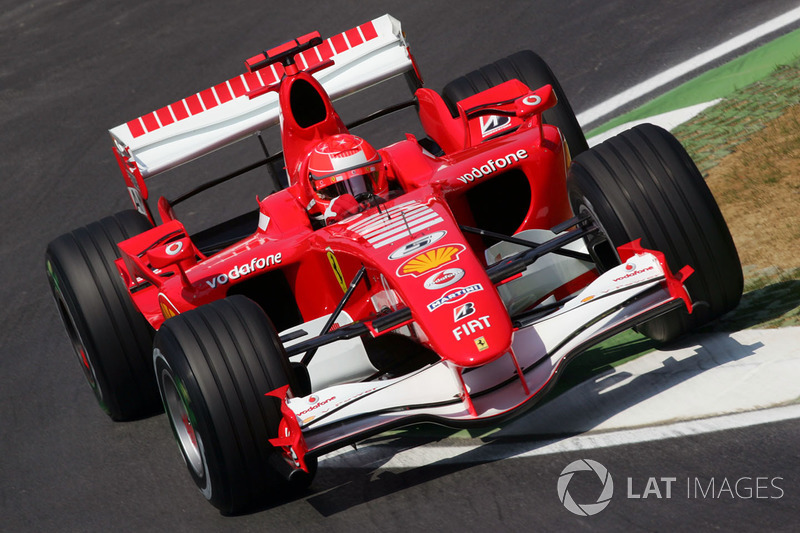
{"left": 45, "top": 210, "right": 161, "bottom": 420}
{"left": 153, "top": 296, "right": 315, "bottom": 514}
{"left": 567, "top": 124, "right": 743, "bottom": 342}
{"left": 442, "top": 50, "right": 588, "bottom": 156}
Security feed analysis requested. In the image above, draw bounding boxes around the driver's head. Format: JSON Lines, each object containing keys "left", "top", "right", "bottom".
{"left": 307, "top": 134, "right": 385, "bottom": 210}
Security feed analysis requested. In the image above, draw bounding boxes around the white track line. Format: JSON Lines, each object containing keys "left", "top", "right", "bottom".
{"left": 576, "top": 5, "right": 800, "bottom": 127}
{"left": 587, "top": 99, "right": 721, "bottom": 146}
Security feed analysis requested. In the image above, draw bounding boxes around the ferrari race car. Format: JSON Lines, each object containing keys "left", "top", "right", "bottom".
{"left": 45, "top": 14, "right": 743, "bottom": 513}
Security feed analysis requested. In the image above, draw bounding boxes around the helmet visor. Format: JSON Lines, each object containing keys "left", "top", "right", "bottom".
{"left": 314, "top": 169, "right": 380, "bottom": 200}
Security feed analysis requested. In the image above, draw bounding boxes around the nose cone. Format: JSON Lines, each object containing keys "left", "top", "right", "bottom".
{"left": 335, "top": 191, "right": 514, "bottom": 367}
{"left": 378, "top": 220, "right": 513, "bottom": 366}
{"left": 420, "top": 281, "right": 513, "bottom": 366}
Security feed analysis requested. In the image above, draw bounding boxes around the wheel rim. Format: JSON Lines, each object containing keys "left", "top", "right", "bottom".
{"left": 160, "top": 369, "right": 204, "bottom": 476}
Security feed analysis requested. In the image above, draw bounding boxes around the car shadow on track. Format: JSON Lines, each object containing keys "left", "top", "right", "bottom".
{"left": 246, "top": 280, "right": 799, "bottom": 517}
{"left": 706, "top": 279, "right": 800, "bottom": 331}
{"left": 299, "top": 328, "right": 770, "bottom": 516}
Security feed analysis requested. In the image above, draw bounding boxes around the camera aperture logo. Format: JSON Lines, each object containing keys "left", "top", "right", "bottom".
{"left": 557, "top": 459, "right": 614, "bottom": 516}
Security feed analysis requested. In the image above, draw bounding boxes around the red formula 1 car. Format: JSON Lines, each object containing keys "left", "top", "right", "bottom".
{"left": 45, "top": 15, "right": 742, "bottom": 512}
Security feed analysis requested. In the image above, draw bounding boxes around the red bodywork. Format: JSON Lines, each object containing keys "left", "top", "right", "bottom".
{"left": 94, "top": 19, "right": 703, "bottom": 486}
{"left": 114, "top": 40, "right": 577, "bottom": 369}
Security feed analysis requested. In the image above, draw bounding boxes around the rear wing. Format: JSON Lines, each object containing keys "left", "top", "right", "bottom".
{"left": 110, "top": 14, "right": 417, "bottom": 183}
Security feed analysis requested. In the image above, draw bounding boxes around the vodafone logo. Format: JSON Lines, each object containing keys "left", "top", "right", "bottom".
{"left": 204, "top": 253, "right": 282, "bottom": 289}
{"left": 522, "top": 94, "right": 542, "bottom": 106}
{"left": 613, "top": 265, "right": 654, "bottom": 283}
{"left": 423, "top": 268, "right": 464, "bottom": 290}
{"left": 165, "top": 241, "right": 184, "bottom": 256}
{"left": 298, "top": 395, "right": 335, "bottom": 417}
{"left": 456, "top": 149, "right": 528, "bottom": 184}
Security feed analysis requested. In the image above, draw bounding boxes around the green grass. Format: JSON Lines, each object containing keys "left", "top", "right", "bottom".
{"left": 673, "top": 59, "right": 800, "bottom": 177}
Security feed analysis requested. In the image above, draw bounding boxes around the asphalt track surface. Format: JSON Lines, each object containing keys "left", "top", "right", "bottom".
{"left": 2, "top": 1, "right": 800, "bottom": 531}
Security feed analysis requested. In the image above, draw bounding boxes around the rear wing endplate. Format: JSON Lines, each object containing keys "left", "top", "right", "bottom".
{"left": 110, "top": 14, "right": 415, "bottom": 180}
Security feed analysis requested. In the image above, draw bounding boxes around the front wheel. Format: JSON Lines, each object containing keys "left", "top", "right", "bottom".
{"left": 567, "top": 124, "right": 743, "bottom": 342}
{"left": 153, "top": 296, "right": 315, "bottom": 514}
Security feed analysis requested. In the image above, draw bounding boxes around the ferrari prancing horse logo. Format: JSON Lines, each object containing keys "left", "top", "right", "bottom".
{"left": 326, "top": 249, "right": 347, "bottom": 293}
{"left": 475, "top": 337, "right": 489, "bottom": 351}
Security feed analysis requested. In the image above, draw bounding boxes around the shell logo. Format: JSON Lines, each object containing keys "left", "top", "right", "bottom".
{"left": 398, "top": 244, "right": 465, "bottom": 277}
{"left": 159, "top": 294, "right": 180, "bottom": 320}
{"left": 160, "top": 302, "right": 177, "bottom": 319}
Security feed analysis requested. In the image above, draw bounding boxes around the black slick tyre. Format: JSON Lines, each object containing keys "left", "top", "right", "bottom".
{"left": 153, "top": 296, "right": 315, "bottom": 514}
{"left": 45, "top": 210, "right": 160, "bottom": 420}
{"left": 567, "top": 124, "right": 743, "bottom": 342}
{"left": 442, "top": 50, "right": 588, "bottom": 156}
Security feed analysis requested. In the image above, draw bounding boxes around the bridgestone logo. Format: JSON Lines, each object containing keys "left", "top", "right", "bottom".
{"left": 480, "top": 115, "right": 512, "bottom": 137}
{"left": 457, "top": 149, "right": 528, "bottom": 184}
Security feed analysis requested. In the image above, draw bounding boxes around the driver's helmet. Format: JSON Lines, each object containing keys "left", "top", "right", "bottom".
{"left": 307, "top": 134, "right": 386, "bottom": 211}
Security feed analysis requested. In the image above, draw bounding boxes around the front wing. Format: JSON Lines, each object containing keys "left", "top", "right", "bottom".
{"left": 268, "top": 244, "right": 693, "bottom": 471}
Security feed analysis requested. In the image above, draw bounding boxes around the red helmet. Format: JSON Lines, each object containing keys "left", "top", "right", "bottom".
{"left": 307, "top": 134, "right": 386, "bottom": 211}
